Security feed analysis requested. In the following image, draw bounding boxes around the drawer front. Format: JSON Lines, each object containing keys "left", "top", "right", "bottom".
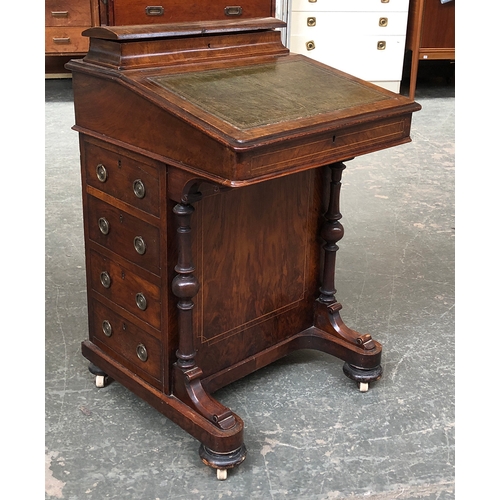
{"left": 291, "top": 11, "right": 409, "bottom": 37}
{"left": 90, "top": 249, "right": 161, "bottom": 330}
{"left": 290, "top": 34, "right": 406, "bottom": 81}
{"left": 292, "top": 0, "right": 409, "bottom": 13}
{"left": 112, "top": 0, "right": 273, "bottom": 25}
{"left": 87, "top": 195, "right": 161, "bottom": 275}
{"left": 45, "top": 0, "right": 92, "bottom": 27}
{"left": 84, "top": 142, "right": 161, "bottom": 218}
{"left": 90, "top": 298, "right": 162, "bottom": 381}
{"left": 45, "top": 27, "right": 89, "bottom": 54}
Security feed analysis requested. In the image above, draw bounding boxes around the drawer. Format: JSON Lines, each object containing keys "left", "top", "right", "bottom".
{"left": 87, "top": 195, "right": 161, "bottom": 276}
{"left": 291, "top": 11, "right": 409, "bottom": 37}
{"left": 90, "top": 249, "right": 161, "bottom": 330}
{"left": 84, "top": 141, "right": 161, "bottom": 218}
{"left": 46, "top": 0, "right": 92, "bottom": 27}
{"left": 111, "top": 0, "right": 274, "bottom": 25}
{"left": 90, "top": 298, "right": 162, "bottom": 381}
{"left": 290, "top": 34, "right": 406, "bottom": 81}
{"left": 292, "top": 0, "right": 409, "bottom": 13}
{"left": 45, "top": 27, "right": 89, "bottom": 54}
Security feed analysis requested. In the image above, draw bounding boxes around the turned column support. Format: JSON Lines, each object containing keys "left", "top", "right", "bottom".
{"left": 171, "top": 195, "right": 242, "bottom": 433}
{"left": 315, "top": 162, "right": 382, "bottom": 380}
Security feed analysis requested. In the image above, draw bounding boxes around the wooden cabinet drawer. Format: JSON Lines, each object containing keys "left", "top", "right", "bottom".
{"left": 90, "top": 249, "right": 161, "bottom": 330}
{"left": 45, "top": 27, "right": 89, "bottom": 54}
{"left": 87, "top": 195, "right": 161, "bottom": 276}
{"left": 111, "top": 0, "right": 274, "bottom": 25}
{"left": 84, "top": 141, "right": 161, "bottom": 218}
{"left": 46, "top": 0, "right": 92, "bottom": 26}
{"left": 292, "top": 0, "right": 409, "bottom": 13}
{"left": 90, "top": 298, "right": 162, "bottom": 382}
{"left": 290, "top": 34, "right": 406, "bottom": 81}
{"left": 291, "top": 11, "right": 409, "bottom": 37}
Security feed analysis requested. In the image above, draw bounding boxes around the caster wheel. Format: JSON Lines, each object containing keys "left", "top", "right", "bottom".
{"left": 95, "top": 375, "right": 106, "bottom": 388}
{"left": 216, "top": 469, "right": 227, "bottom": 481}
{"left": 358, "top": 382, "right": 369, "bottom": 393}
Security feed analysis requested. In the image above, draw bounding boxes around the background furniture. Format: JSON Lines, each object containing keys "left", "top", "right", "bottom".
{"left": 405, "top": 0, "right": 455, "bottom": 99}
{"left": 289, "top": 0, "right": 410, "bottom": 93}
{"left": 45, "top": 0, "right": 99, "bottom": 77}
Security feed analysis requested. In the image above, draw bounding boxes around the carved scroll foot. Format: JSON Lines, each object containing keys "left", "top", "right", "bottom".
{"left": 173, "top": 365, "right": 238, "bottom": 431}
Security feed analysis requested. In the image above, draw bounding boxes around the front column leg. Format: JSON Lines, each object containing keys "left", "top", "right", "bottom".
{"left": 315, "top": 161, "right": 382, "bottom": 389}
{"left": 171, "top": 199, "right": 246, "bottom": 476}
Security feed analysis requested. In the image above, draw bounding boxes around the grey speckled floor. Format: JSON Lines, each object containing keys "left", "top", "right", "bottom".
{"left": 45, "top": 75, "right": 454, "bottom": 499}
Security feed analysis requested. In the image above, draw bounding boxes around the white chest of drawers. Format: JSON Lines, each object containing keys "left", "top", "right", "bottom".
{"left": 289, "top": 0, "right": 410, "bottom": 92}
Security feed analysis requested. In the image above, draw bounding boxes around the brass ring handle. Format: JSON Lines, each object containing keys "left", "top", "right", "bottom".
{"left": 133, "top": 179, "right": 145, "bottom": 199}
{"left": 307, "top": 17, "right": 316, "bottom": 27}
{"left": 135, "top": 293, "right": 147, "bottom": 311}
{"left": 134, "top": 236, "right": 146, "bottom": 255}
{"left": 306, "top": 41, "right": 315, "bottom": 51}
{"left": 98, "top": 217, "right": 110, "bottom": 235}
{"left": 102, "top": 320, "right": 113, "bottom": 337}
{"left": 136, "top": 344, "right": 148, "bottom": 362}
{"left": 96, "top": 164, "right": 107, "bottom": 182}
{"left": 100, "top": 271, "right": 111, "bottom": 289}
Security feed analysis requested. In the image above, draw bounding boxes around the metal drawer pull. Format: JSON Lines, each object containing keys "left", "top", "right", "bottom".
{"left": 379, "top": 17, "right": 388, "bottom": 27}
{"left": 381, "top": 0, "right": 390, "bottom": 3}
{"left": 306, "top": 41, "right": 315, "bottom": 51}
{"left": 134, "top": 236, "right": 146, "bottom": 255}
{"left": 377, "top": 41, "right": 386, "bottom": 50}
{"left": 133, "top": 179, "right": 146, "bottom": 199}
{"left": 135, "top": 293, "right": 148, "bottom": 311}
{"left": 224, "top": 6, "right": 243, "bottom": 16}
{"left": 136, "top": 344, "right": 148, "bottom": 362}
{"left": 98, "top": 217, "right": 110, "bottom": 235}
{"left": 308, "top": 0, "right": 317, "bottom": 3}
{"left": 102, "top": 320, "right": 113, "bottom": 337}
{"left": 51, "top": 11, "right": 69, "bottom": 17}
{"left": 100, "top": 271, "right": 111, "bottom": 289}
{"left": 145, "top": 6, "right": 164, "bottom": 16}
{"left": 53, "top": 37, "right": 70, "bottom": 44}
{"left": 96, "top": 164, "right": 107, "bottom": 182}
{"left": 307, "top": 17, "right": 316, "bottom": 27}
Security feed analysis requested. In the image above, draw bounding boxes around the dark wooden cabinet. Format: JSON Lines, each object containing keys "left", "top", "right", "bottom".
{"left": 66, "top": 16, "right": 420, "bottom": 480}
{"left": 45, "top": 0, "right": 100, "bottom": 76}
{"left": 405, "top": 0, "right": 455, "bottom": 99}
{"left": 98, "top": 0, "right": 275, "bottom": 25}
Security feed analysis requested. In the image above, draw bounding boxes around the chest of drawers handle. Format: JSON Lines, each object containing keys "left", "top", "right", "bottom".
{"left": 306, "top": 41, "right": 315, "bottom": 51}
{"left": 96, "top": 164, "right": 108, "bottom": 182}
{"left": 98, "top": 217, "right": 110, "bottom": 235}
{"left": 102, "top": 320, "right": 113, "bottom": 337}
{"left": 53, "top": 37, "right": 71, "bottom": 44}
{"left": 136, "top": 343, "right": 148, "bottom": 362}
{"left": 133, "top": 179, "right": 146, "bottom": 199}
{"left": 51, "top": 11, "right": 69, "bottom": 18}
{"left": 100, "top": 271, "right": 111, "bottom": 288}
{"left": 225, "top": 6, "right": 243, "bottom": 16}
{"left": 134, "top": 236, "right": 147, "bottom": 255}
{"left": 379, "top": 17, "right": 388, "bottom": 27}
{"left": 145, "top": 6, "right": 164, "bottom": 16}
{"left": 135, "top": 293, "right": 148, "bottom": 311}
{"left": 307, "top": 17, "right": 316, "bottom": 27}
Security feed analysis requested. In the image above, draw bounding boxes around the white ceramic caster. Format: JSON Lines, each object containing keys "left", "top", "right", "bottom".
{"left": 216, "top": 469, "right": 227, "bottom": 481}
{"left": 95, "top": 375, "right": 106, "bottom": 388}
{"left": 358, "top": 382, "right": 369, "bottom": 392}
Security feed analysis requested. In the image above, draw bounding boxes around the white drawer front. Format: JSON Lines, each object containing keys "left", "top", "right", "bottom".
{"left": 290, "top": 34, "right": 406, "bottom": 81}
{"left": 292, "top": 0, "right": 409, "bottom": 13}
{"left": 291, "top": 11, "right": 409, "bottom": 36}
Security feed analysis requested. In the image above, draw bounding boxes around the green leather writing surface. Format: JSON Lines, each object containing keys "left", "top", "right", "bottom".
{"left": 149, "top": 59, "right": 388, "bottom": 130}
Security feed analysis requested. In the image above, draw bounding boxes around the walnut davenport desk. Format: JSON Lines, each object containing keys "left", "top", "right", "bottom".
{"left": 67, "top": 18, "right": 421, "bottom": 480}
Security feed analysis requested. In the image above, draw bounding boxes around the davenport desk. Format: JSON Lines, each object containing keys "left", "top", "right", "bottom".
{"left": 67, "top": 18, "right": 421, "bottom": 480}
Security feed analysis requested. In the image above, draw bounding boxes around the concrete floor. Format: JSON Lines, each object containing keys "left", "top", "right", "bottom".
{"left": 45, "top": 71, "right": 455, "bottom": 499}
